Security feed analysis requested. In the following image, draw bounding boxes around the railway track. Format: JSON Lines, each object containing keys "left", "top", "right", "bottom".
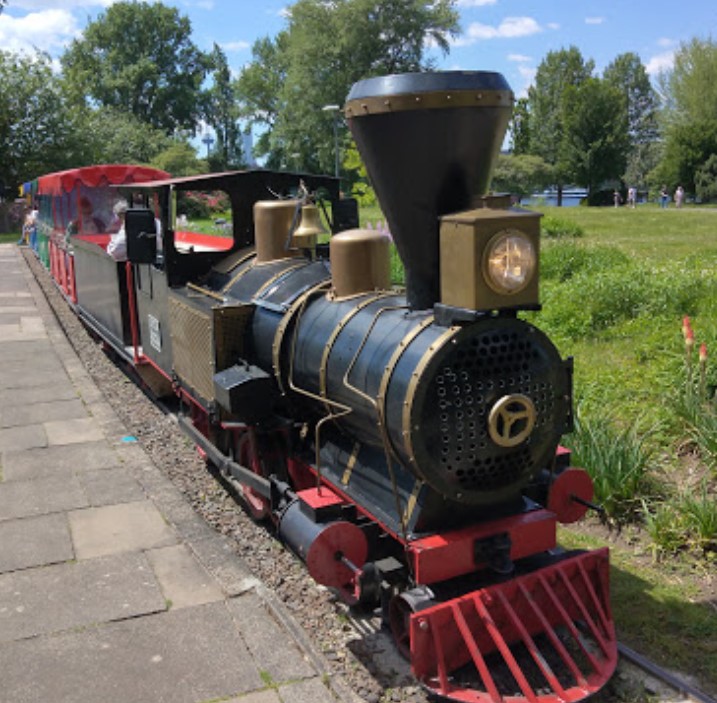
{"left": 618, "top": 643, "right": 716, "bottom": 703}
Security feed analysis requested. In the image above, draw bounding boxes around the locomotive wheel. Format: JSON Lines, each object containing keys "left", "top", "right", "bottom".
{"left": 388, "top": 586, "right": 436, "bottom": 659}
{"left": 235, "top": 431, "right": 271, "bottom": 521}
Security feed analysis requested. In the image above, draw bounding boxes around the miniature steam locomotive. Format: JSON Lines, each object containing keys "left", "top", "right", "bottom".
{"left": 34, "top": 71, "right": 616, "bottom": 702}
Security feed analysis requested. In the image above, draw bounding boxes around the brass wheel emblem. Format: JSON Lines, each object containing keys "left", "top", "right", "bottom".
{"left": 488, "top": 394, "right": 536, "bottom": 447}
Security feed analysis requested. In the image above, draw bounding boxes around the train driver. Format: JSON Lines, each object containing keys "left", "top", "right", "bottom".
{"left": 107, "top": 199, "right": 129, "bottom": 261}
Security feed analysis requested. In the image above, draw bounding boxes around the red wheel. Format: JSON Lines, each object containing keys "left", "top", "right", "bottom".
{"left": 235, "top": 431, "right": 271, "bottom": 521}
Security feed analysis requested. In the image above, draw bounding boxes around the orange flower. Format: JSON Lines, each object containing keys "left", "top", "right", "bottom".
{"left": 700, "top": 343, "right": 708, "bottom": 363}
{"left": 682, "top": 315, "right": 692, "bottom": 340}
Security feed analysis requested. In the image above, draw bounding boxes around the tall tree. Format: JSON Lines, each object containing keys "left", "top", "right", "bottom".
{"left": 559, "top": 77, "right": 629, "bottom": 196}
{"left": 236, "top": 0, "right": 459, "bottom": 175}
{"left": 203, "top": 44, "right": 243, "bottom": 170}
{"left": 0, "top": 51, "right": 80, "bottom": 191}
{"left": 654, "top": 37, "right": 717, "bottom": 194}
{"left": 61, "top": 1, "right": 209, "bottom": 135}
{"left": 603, "top": 52, "right": 659, "bottom": 187}
{"left": 509, "top": 97, "right": 531, "bottom": 155}
{"left": 527, "top": 46, "right": 594, "bottom": 204}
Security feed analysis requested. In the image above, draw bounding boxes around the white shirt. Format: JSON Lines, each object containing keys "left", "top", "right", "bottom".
{"left": 107, "top": 225, "right": 126, "bottom": 261}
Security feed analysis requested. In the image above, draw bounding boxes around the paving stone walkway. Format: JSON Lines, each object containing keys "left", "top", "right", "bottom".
{"left": 0, "top": 244, "right": 355, "bottom": 703}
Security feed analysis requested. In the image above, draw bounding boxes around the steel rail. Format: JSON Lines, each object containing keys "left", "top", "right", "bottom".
{"left": 618, "top": 642, "right": 717, "bottom": 703}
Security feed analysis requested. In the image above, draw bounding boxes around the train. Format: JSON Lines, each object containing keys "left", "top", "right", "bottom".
{"left": 26, "top": 71, "right": 616, "bottom": 702}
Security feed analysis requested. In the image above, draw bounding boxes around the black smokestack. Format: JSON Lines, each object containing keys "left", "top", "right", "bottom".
{"left": 345, "top": 72, "right": 513, "bottom": 310}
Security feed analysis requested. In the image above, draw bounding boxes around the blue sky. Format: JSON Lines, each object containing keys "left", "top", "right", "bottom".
{"left": 2, "top": 0, "right": 715, "bottom": 100}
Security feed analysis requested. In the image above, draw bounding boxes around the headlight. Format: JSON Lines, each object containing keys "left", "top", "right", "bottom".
{"left": 483, "top": 229, "right": 536, "bottom": 294}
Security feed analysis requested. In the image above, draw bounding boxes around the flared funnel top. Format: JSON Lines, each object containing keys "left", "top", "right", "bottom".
{"left": 345, "top": 71, "right": 513, "bottom": 309}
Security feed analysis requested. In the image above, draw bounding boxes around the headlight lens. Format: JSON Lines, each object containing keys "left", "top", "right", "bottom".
{"left": 484, "top": 229, "right": 536, "bottom": 294}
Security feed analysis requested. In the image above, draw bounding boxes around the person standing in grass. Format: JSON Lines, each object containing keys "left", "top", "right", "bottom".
{"left": 659, "top": 185, "right": 670, "bottom": 208}
{"left": 675, "top": 185, "right": 685, "bottom": 208}
{"left": 627, "top": 186, "right": 637, "bottom": 208}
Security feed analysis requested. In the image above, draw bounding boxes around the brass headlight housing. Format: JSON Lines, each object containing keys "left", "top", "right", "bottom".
{"left": 483, "top": 229, "right": 536, "bottom": 295}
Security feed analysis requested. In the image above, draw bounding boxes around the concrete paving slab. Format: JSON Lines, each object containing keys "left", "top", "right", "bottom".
{"left": 0, "top": 398, "right": 87, "bottom": 429}
{"left": 227, "top": 591, "right": 316, "bottom": 683}
{"left": 0, "top": 367, "right": 65, "bottom": 388}
{"left": 0, "top": 382, "right": 78, "bottom": 406}
{"left": 0, "top": 551, "right": 165, "bottom": 643}
{"left": 0, "top": 473, "right": 88, "bottom": 521}
{"left": 69, "top": 500, "right": 178, "bottom": 559}
{"left": 0, "top": 602, "right": 264, "bottom": 703}
{"left": 1, "top": 441, "right": 120, "bottom": 482}
{"left": 0, "top": 338, "right": 54, "bottom": 361}
{"left": 44, "top": 416, "right": 105, "bottom": 445}
{"left": 157, "top": 495, "right": 220, "bottom": 543}
{"left": 0, "top": 355, "right": 65, "bottom": 377}
{"left": 278, "top": 677, "right": 341, "bottom": 703}
{"left": 0, "top": 424, "right": 47, "bottom": 452}
{"left": 146, "top": 544, "right": 224, "bottom": 609}
{"left": 188, "top": 533, "right": 260, "bottom": 597}
{"left": 77, "top": 468, "right": 146, "bottom": 507}
{"left": 0, "top": 512, "right": 73, "bottom": 573}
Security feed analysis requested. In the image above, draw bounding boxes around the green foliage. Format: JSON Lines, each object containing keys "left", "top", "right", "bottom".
{"left": 540, "top": 215, "right": 584, "bottom": 239}
{"left": 695, "top": 154, "right": 717, "bottom": 202}
{"left": 566, "top": 411, "right": 659, "bottom": 526}
{"left": 236, "top": 0, "right": 459, "bottom": 176}
{"left": 491, "top": 154, "right": 553, "bottom": 199}
{"left": 151, "top": 142, "right": 206, "bottom": 178}
{"left": 527, "top": 46, "right": 595, "bottom": 176}
{"left": 60, "top": 1, "right": 209, "bottom": 134}
{"left": 0, "top": 51, "right": 81, "bottom": 187}
{"left": 203, "top": 44, "right": 244, "bottom": 170}
{"left": 559, "top": 77, "right": 629, "bottom": 194}
{"left": 537, "top": 255, "right": 709, "bottom": 341}
{"left": 642, "top": 498, "right": 688, "bottom": 556}
{"left": 78, "top": 107, "right": 174, "bottom": 166}
{"left": 652, "top": 119, "right": 717, "bottom": 194}
{"left": 177, "top": 191, "right": 230, "bottom": 219}
{"left": 603, "top": 52, "right": 659, "bottom": 149}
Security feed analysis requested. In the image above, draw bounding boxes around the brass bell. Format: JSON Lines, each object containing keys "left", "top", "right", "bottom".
{"left": 292, "top": 203, "right": 326, "bottom": 251}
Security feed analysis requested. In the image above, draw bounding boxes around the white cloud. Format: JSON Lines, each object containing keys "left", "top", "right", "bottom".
{"left": 646, "top": 50, "right": 675, "bottom": 75}
{"left": 546, "top": 22, "right": 560, "bottom": 31}
{"left": 10, "top": 0, "right": 114, "bottom": 8}
{"left": 508, "top": 53, "right": 531, "bottom": 63}
{"left": 456, "top": 0, "right": 497, "bottom": 7}
{"left": 453, "top": 16, "right": 542, "bottom": 45}
{"left": 585, "top": 16, "right": 604, "bottom": 25}
{"left": 658, "top": 37, "right": 676, "bottom": 47}
{"left": 221, "top": 40, "right": 251, "bottom": 52}
{"left": 0, "top": 8, "right": 80, "bottom": 54}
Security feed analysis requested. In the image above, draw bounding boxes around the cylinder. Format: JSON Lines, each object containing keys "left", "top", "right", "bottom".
{"left": 278, "top": 500, "right": 368, "bottom": 590}
{"left": 254, "top": 199, "right": 299, "bottom": 263}
{"left": 330, "top": 229, "right": 391, "bottom": 298}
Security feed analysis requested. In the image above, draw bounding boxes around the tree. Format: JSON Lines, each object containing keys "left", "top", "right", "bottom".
{"left": 61, "top": 1, "right": 209, "bottom": 135}
{"left": 150, "top": 142, "right": 207, "bottom": 177}
{"left": 655, "top": 38, "right": 717, "bottom": 194}
{"left": 695, "top": 154, "right": 717, "bottom": 202}
{"left": 651, "top": 120, "right": 717, "bottom": 194}
{"left": 236, "top": 0, "right": 459, "bottom": 175}
{"left": 0, "top": 51, "right": 81, "bottom": 191}
{"left": 491, "top": 154, "right": 553, "bottom": 201}
{"left": 559, "top": 78, "right": 629, "bottom": 196}
{"left": 203, "top": 44, "right": 243, "bottom": 170}
{"left": 76, "top": 108, "right": 173, "bottom": 166}
{"left": 509, "top": 97, "right": 531, "bottom": 155}
{"left": 527, "top": 47, "right": 594, "bottom": 203}
{"left": 660, "top": 37, "right": 717, "bottom": 126}
{"left": 603, "top": 52, "right": 659, "bottom": 187}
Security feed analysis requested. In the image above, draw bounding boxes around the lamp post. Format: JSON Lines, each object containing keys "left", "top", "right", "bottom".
{"left": 322, "top": 104, "right": 340, "bottom": 178}
{"left": 201, "top": 132, "right": 215, "bottom": 158}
